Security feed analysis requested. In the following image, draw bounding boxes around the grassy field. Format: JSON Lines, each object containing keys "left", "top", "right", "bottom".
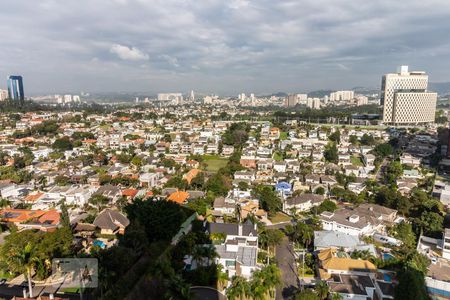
{"left": 202, "top": 155, "right": 228, "bottom": 172}
{"left": 269, "top": 212, "right": 292, "bottom": 224}
{"left": 351, "top": 155, "right": 364, "bottom": 166}
{"left": 273, "top": 152, "right": 283, "bottom": 162}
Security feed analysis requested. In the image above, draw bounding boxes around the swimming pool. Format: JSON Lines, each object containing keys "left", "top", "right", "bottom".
{"left": 93, "top": 240, "right": 106, "bottom": 248}
{"left": 383, "top": 274, "right": 392, "bottom": 282}
{"left": 383, "top": 253, "right": 395, "bottom": 261}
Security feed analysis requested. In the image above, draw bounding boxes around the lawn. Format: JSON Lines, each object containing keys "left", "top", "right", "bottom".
{"left": 351, "top": 155, "right": 364, "bottom": 166}
{"left": 280, "top": 132, "right": 288, "bottom": 140}
{"left": 273, "top": 152, "right": 283, "bottom": 162}
{"left": 61, "top": 288, "right": 80, "bottom": 293}
{"left": 202, "top": 155, "right": 228, "bottom": 172}
{"left": 269, "top": 212, "right": 292, "bottom": 224}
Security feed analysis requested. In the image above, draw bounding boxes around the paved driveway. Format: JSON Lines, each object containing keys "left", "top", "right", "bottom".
{"left": 275, "top": 237, "right": 299, "bottom": 300}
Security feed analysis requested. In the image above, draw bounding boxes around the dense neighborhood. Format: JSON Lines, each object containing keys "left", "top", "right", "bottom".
{"left": 0, "top": 101, "right": 448, "bottom": 300}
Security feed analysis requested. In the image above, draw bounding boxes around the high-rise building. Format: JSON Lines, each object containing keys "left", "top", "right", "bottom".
{"left": 190, "top": 90, "right": 195, "bottom": 101}
{"left": 0, "top": 89, "right": 8, "bottom": 101}
{"left": 297, "top": 93, "right": 308, "bottom": 104}
{"left": 157, "top": 93, "right": 183, "bottom": 104}
{"left": 7, "top": 75, "right": 24, "bottom": 101}
{"left": 381, "top": 66, "right": 437, "bottom": 126}
{"left": 355, "top": 95, "right": 368, "bottom": 106}
{"left": 64, "top": 95, "right": 73, "bottom": 103}
{"left": 307, "top": 98, "right": 321, "bottom": 109}
{"left": 329, "top": 90, "right": 354, "bottom": 101}
{"left": 285, "top": 94, "right": 298, "bottom": 107}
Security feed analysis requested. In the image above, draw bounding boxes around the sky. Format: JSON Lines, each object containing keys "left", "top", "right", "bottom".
{"left": 1, "top": 0, "right": 450, "bottom": 96}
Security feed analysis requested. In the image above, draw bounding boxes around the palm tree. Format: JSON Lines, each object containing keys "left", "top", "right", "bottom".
{"left": 260, "top": 264, "right": 282, "bottom": 299}
{"left": 249, "top": 270, "right": 268, "bottom": 300}
{"left": 226, "top": 276, "right": 250, "bottom": 300}
{"left": 315, "top": 280, "right": 329, "bottom": 300}
{"left": 259, "top": 228, "right": 284, "bottom": 259}
{"left": 8, "top": 243, "right": 37, "bottom": 298}
{"left": 165, "top": 274, "right": 192, "bottom": 300}
{"left": 0, "top": 198, "right": 10, "bottom": 209}
{"left": 216, "top": 265, "right": 228, "bottom": 291}
{"left": 330, "top": 292, "right": 343, "bottom": 300}
{"left": 297, "top": 223, "right": 313, "bottom": 248}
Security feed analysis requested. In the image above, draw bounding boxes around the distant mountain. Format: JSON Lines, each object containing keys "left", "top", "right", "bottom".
{"left": 429, "top": 82, "right": 450, "bottom": 96}
{"left": 307, "top": 90, "right": 334, "bottom": 98}
{"left": 352, "top": 87, "right": 380, "bottom": 95}
{"left": 271, "top": 92, "right": 288, "bottom": 97}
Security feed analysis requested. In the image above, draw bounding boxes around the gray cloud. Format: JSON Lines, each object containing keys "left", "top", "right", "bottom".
{"left": 1, "top": 0, "right": 450, "bottom": 95}
{"left": 110, "top": 44, "right": 149, "bottom": 61}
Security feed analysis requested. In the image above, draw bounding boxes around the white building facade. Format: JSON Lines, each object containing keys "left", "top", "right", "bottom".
{"left": 381, "top": 66, "right": 437, "bottom": 126}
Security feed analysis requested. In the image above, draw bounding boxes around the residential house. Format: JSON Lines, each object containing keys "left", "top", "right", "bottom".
{"left": 93, "top": 209, "right": 130, "bottom": 235}
{"left": 206, "top": 222, "right": 259, "bottom": 279}
{"left": 320, "top": 204, "right": 398, "bottom": 236}
{"left": 283, "top": 193, "right": 324, "bottom": 213}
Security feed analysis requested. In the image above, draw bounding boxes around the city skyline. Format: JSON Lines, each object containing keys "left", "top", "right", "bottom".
{"left": 1, "top": 0, "right": 450, "bottom": 95}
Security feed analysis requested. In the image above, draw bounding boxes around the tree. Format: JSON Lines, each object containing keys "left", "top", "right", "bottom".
{"left": 252, "top": 185, "right": 282, "bottom": 217}
{"left": 314, "top": 186, "right": 325, "bottom": 195}
{"left": 350, "top": 249, "right": 375, "bottom": 261}
{"left": 315, "top": 199, "right": 337, "bottom": 214}
{"left": 131, "top": 156, "right": 142, "bottom": 168}
{"left": 394, "top": 267, "right": 429, "bottom": 300}
{"left": 8, "top": 243, "right": 37, "bottom": 297}
{"left": 315, "top": 280, "right": 329, "bottom": 300}
{"left": 259, "top": 228, "right": 284, "bottom": 257}
{"left": 259, "top": 264, "right": 281, "bottom": 299}
{"left": 330, "top": 293, "right": 343, "bottom": 300}
{"left": 216, "top": 264, "right": 228, "bottom": 291}
{"left": 385, "top": 160, "right": 403, "bottom": 184}
{"left": 328, "top": 130, "right": 340, "bottom": 143}
{"left": 285, "top": 222, "right": 314, "bottom": 248}
{"left": 59, "top": 200, "right": 70, "bottom": 228}
{"left": 227, "top": 276, "right": 250, "bottom": 300}
{"left": 125, "top": 199, "right": 189, "bottom": 243}
{"left": 416, "top": 211, "right": 443, "bottom": 237}
{"left": 360, "top": 133, "right": 375, "bottom": 146}
{"left": 190, "top": 172, "right": 205, "bottom": 190}
{"left": 349, "top": 135, "right": 359, "bottom": 145}
{"left": 206, "top": 173, "right": 231, "bottom": 197}
{"left": 237, "top": 181, "right": 249, "bottom": 191}
{"left": 165, "top": 175, "right": 188, "bottom": 190}
{"left": 390, "top": 221, "right": 416, "bottom": 249}
{"left": 294, "top": 289, "right": 320, "bottom": 300}
{"left": 2, "top": 228, "right": 73, "bottom": 293}
{"left": 52, "top": 137, "right": 73, "bottom": 151}
{"left": 324, "top": 142, "right": 338, "bottom": 164}
{"left": 89, "top": 194, "right": 110, "bottom": 211}
{"left": 373, "top": 143, "right": 393, "bottom": 158}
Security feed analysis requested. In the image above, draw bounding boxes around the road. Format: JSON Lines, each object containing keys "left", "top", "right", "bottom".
{"left": 376, "top": 158, "right": 389, "bottom": 181}
{"left": 275, "top": 237, "right": 299, "bottom": 300}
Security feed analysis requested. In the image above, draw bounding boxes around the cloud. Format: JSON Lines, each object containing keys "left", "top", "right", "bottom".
{"left": 110, "top": 44, "right": 149, "bottom": 61}
{"left": 159, "top": 54, "right": 180, "bottom": 67}
{"left": 1, "top": 0, "right": 450, "bottom": 94}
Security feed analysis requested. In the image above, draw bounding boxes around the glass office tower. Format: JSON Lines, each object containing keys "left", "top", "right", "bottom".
{"left": 7, "top": 75, "right": 24, "bottom": 101}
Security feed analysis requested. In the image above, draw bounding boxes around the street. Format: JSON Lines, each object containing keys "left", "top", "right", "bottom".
{"left": 275, "top": 237, "right": 299, "bottom": 300}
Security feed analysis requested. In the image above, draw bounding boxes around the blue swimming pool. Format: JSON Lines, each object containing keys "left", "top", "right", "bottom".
{"left": 383, "top": 274, "right": 392, "bottom": 282}
{"left": 93, "top": 240, "right": 106, "bottom": 248}
{"left": 383, "top": 253, "right": 395, "bottom": 261}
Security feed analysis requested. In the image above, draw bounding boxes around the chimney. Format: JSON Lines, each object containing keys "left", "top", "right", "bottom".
{"left": 238, "top": 224, "right": 243, "bottom": 236}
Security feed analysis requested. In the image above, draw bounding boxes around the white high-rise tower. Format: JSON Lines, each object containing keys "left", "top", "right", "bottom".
{"left": 381, "top": 66, "right": 437, "bottom": 126}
